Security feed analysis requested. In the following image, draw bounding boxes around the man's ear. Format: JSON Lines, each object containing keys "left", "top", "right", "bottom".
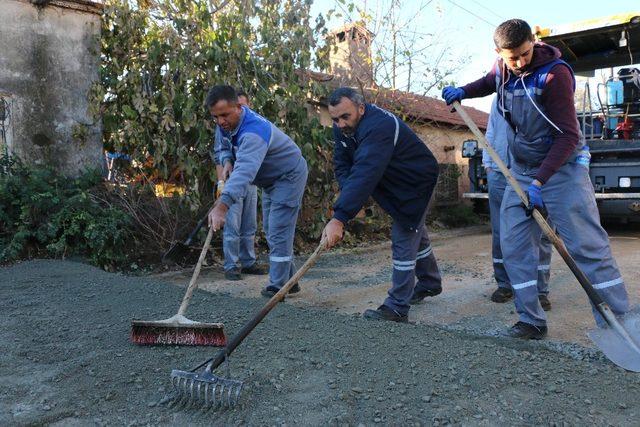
{"left": 358, "top": 103, "right": 365, "bottom": 115}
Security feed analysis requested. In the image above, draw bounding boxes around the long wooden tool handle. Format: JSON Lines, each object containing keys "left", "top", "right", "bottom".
{"left": 452, "top": 101, "right": 606, "bottom": 308}
{"left": 177, "top": 225, "right": 215, "bottom": 316}
{"left": 192, "top": 238, "right": 327, "bottom": 372}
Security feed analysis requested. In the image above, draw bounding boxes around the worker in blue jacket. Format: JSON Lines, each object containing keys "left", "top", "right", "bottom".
{"left": 322, "top": 87, "right": 442, "bottom": 323}
{"left": 207, "top": 85, "right": 307, "bottom": 297}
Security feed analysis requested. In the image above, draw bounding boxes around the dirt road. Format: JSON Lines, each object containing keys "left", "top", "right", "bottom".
{"left": 2, "top": 224, "right": 640, "bottom": 425}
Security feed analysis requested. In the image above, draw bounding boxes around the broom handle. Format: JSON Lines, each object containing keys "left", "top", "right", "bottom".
{"left": 451, "top": 101, "right": 606, "bottom": 308}
{"left": 193, "top": 238, "right": 327, "bottom": 372}
{"left": 177, "top": 225, "right": 215, "bottom": 316}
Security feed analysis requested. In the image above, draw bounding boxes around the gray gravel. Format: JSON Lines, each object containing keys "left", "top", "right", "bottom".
{"left": 1, "top": 259, "right": 640, "bottom": 426}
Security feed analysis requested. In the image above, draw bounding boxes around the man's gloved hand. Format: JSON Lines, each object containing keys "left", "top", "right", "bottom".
{"left": 525, "top": 182, "right": 544, "bottom": 217}
{"left": 215, "top": 180, "right": 225, "bottom": 199}
{"left": 442, "top": 86, "right": 466, "bottom": 105}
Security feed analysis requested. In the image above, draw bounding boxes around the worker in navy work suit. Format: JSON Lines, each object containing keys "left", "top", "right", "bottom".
{"left": 442, "top": 19, "right": 630, "bottom": 339}
{"left": 321, "top": 87, "right": 442, "bottom": 323}
{"left": 212, "top": 91, "right": 266, "bottom": 281}
{"left": 207, "top": 85, "right": 307, "bottom": 298}
{"left": 484, "top": 95, "right": 553, "bottom": 310}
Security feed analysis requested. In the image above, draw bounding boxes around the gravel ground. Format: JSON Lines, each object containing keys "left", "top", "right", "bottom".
{"left": 2, "top": 259, "right": 640, "bottom": 426}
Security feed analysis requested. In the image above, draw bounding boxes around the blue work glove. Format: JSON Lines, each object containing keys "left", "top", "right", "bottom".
{"left": 442, "top": 86, "right": 466, "bottom": 105}
{"left": 524, "top": 182, "right": 544, "bottom": 217}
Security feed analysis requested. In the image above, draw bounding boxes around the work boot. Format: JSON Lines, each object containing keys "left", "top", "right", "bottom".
{"left": 538, "top": 294, "right": 552, "bottom": 311}
{"left": 242, "top": 263, "right": 268, "bottom": 275}
{"left": 224, "top": 268, "right": 242, "bottom": 281}
{"left": 260, "top": 283, "right": 300, "bottom": 299}
{"left": 288, "top": 282, "right": 301, "bottom": 294}
{"left": 363, "top": 305, "right": 408, "bottom": 323}
{"left": 491, "top": 287, "right": 513, "bottom": 303}
{"left": 260, "top": 286, "right": 282, "bottom": 299}
{"left": 506, "top": 321, "right": 547, "bottom": 340}
{"left": 410, "top": 287, "right": 442, "bottom": 304}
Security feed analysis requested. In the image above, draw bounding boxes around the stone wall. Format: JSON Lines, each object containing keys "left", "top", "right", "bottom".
{"left": 0, "top": 0, "right": 102, "bottom": 175}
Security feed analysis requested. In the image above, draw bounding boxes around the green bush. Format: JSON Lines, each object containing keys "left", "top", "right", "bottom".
{"left": 0, "top": 160, "right": 134, "bottom": 268}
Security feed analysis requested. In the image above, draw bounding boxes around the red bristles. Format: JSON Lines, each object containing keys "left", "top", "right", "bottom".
{"left": 130, "top": 323, "right": 226, "bottom": 346}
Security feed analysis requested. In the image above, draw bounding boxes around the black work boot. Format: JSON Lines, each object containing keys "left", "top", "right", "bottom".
{"left": 491, "top": 287, "right": 513, "bottom": 303}
{"left": 363, "top": 305, "right": 408, "bottom": 323}
{"left": 506, "top": 321, "right": 547, "bottom": 340}
{"left": 224, "top": 268, "right": 242, "bottom": 281}
{"left": 242, "top": 263, "right": 268, "bottom": 275}
{"left": 538, "top": 294, "right": 551, "bottom": 311}
{"left": 410, "top": 287, "right": 442, "bottom": 304}
{"left": 288, "top": 282, "right": 301, "bottom": 294}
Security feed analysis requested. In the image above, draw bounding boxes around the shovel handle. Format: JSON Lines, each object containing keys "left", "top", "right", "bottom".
{"left": 451, "top": 101, "right": 606, "bottom": 309}
{"left": 177, "top": 225, "right": 215, "bottom": 316}
{"left": 192, "top": 238, "right": 328, "bottom": 372}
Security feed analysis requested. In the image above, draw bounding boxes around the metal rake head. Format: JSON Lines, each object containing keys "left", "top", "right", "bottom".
{"left": 170, "top": 367, "right": 243, "bottom": 408}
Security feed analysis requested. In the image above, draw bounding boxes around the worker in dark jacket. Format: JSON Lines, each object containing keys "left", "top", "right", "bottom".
{"left": 322, "top": 87, "right": 442, "bottom": 323}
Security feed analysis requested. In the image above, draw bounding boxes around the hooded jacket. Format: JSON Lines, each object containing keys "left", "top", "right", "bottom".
{"left": 462, "top": 43, "right": 582, "bottom": 184}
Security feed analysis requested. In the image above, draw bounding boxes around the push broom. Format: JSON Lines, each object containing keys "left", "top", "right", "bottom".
{"left": 131, "top": 225, "right": 226, "bottom": 346}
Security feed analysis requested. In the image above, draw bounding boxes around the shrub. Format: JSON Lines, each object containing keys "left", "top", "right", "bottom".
{"left": 0, "top": 160, "right": 134, "bottom": 268}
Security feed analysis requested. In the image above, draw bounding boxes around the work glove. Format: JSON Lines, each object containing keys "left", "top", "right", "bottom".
{"left": 442, "top": 86, "right": 466, "bottom": 105}
{"left": 524, "top": 182, "right": 544, "bottom": 217}
{"left": 215, "top": 180, "right": 225, "bottom": 199}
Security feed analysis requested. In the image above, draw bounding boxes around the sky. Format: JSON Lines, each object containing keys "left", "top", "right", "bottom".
{"left": 310, "top": 0, "right": 639, "bottom": 112}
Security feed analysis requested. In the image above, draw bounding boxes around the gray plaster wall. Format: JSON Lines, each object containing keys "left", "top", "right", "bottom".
{"left": 0, "top": 0, "right": 102, "bottom": 176}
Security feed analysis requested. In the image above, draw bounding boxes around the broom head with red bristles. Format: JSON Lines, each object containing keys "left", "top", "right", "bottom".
{"left": 131, "top": 314, "right": 226, "bottom": 346}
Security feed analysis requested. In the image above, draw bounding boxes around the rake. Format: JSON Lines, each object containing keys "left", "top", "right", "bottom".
{"left": 169, "top": 238, "right": 327, "bottom": 408}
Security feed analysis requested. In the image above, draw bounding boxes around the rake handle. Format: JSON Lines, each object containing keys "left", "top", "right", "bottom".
{"left": 177, "top": 225, "right": 215, "bottom": 316}
{"left": 193, "top": 238, "right": 327, "bottom": 372}
{"left": 451, "top": 101, "right": 607, "bottom": 310}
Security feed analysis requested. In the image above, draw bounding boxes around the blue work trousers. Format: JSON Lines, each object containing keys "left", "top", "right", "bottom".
{"left": 501, "top": 162, "right": 629, "bottom": 327}
{"left": 384, "top": 210, "right": 442, "bottom": 315}
{"left": 223, "top": 185, "right": 258, "bottom": 271}
{"left": 488, "top": 169, "right": 552, "bottom": 294}
{"left": 261, "top": 158, "right": 308, "bottom": 289}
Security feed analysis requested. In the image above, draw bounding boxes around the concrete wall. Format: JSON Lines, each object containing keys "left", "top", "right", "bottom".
{"left": 0, "top": 0, "right": 102, "bottom": 176}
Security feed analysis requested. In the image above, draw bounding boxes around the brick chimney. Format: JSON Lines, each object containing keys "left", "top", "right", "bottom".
{"left": 328, "top": 22, "right": 375, "bottom": 88}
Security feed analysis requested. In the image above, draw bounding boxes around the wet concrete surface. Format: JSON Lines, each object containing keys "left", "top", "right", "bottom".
{"left": 2, "top": 224, "right": 640, "bottom": 425}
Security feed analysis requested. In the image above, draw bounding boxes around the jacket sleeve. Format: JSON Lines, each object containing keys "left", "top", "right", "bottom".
{"left": 219, "top": 133, "right": 267, "bottom": 207}
{"left": 332, "top": 126, "right": 351, "bottom": 189}
{"left": 214, "top": 126, "right": 234, "bottom": 166}
{"left": 332, "top": 122, "right": 395, "bottom": 224}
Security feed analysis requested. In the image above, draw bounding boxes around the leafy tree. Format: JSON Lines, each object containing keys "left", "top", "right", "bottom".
{"left": 99, "top": 0, "right": 336, "bottom": 238}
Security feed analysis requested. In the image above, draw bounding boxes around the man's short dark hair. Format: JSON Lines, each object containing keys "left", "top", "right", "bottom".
{"left": 237, "top": 90, "right": 249, "bottom": 99}
{"left": 328, "top": 87, "right": 365, "bottom": 107}
{"left": 493, "top": 19, "right": 534, "bottom": 49}
{"left": 205, "top": 85, "right": 238, "bottom": 108}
